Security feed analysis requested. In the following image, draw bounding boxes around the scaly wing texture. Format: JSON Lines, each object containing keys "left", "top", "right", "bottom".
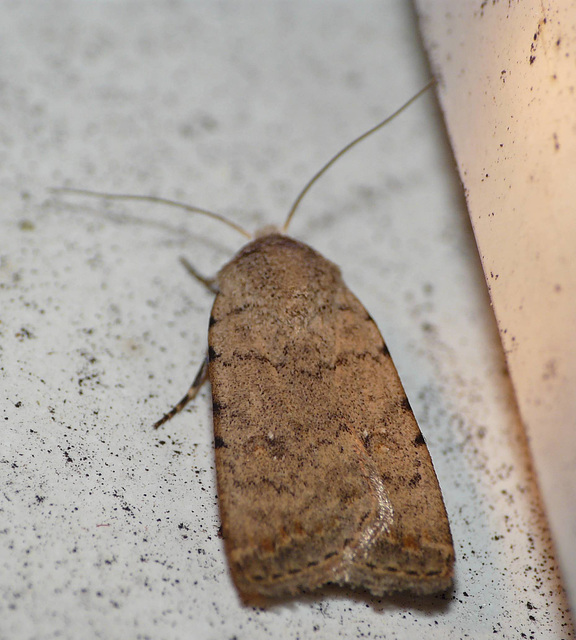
{"left": 208, "top": 234, "right": 453, "bottom": 601}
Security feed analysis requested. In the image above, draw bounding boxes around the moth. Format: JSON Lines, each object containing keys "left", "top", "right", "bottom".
{"left": 55, "top": 81, "right": 454, "bottom": 603}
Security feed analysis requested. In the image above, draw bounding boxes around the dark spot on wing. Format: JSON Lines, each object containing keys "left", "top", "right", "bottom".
{"left": 414, "top": 433, "right": 426, "bottom": 446}
{"left": 409, "top": 472, "right": 422, "bottom": 488}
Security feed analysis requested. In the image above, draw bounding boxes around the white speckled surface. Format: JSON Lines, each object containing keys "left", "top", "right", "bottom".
{"left": 1, "top": 2, "right": 573, "bottom": 639}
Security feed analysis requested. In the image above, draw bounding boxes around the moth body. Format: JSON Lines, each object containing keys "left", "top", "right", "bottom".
{"left": 208, "top": 231, "right": 453, "bottom": 601}
{"left": 55, "top": 81, "right": 454, "bottom": 602}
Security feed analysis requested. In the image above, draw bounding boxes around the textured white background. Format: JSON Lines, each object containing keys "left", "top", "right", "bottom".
{"left": 1, "top": 2, "right": 573, "bottom": 639}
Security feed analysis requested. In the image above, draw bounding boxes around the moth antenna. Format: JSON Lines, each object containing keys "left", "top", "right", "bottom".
{"left": 50, "top": 187, "right": 253, "bottom": 240}
{"left": 282, "top": 79, "right": 436, "bottom": 234}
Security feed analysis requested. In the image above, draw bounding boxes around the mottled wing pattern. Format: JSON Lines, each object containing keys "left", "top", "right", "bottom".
{"left": 208, "top": 234, "right": 453, "bottom": 601}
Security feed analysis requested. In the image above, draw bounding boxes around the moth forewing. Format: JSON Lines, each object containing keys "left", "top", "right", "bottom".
{"left": 208, "top": 234, "right": 453, "bottom": 601}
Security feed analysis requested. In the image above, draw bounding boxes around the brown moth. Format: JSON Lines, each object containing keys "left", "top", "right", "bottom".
{"left": 206, "top": 231, "right": 454, "bottom": 600}
{"left": 55, "top": 82, "right": 454, "bottom": 602}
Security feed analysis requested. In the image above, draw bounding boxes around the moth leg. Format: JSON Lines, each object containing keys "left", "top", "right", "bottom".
{"left": 179, "top": 256, "right": 219, "bottom": 294}
{"left": 153, "top": 356, "right": 209, "bottom": 429}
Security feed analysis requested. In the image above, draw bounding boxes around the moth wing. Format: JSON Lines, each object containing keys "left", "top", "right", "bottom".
{"left": 329, "top": 286, "right": 454, "bottom": 596}
{"left": 208, "top": 236, "right": 453, "bottom": 601}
